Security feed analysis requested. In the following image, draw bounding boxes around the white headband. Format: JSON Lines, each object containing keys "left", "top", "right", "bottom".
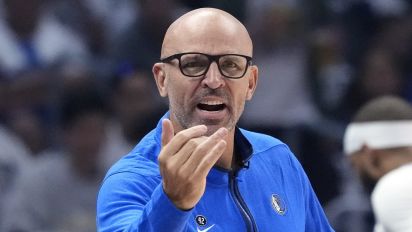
{"left": 343, "top": 120, "right": 412, "bottom": 155}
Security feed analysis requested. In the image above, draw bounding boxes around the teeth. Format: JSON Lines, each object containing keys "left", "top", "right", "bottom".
{"left": 200, "top": 100, "right": 223, "bottom": 105}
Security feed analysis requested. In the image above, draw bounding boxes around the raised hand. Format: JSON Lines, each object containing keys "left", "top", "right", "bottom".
{"left": 158, "top": 119, "right": 228, "bottom": 210}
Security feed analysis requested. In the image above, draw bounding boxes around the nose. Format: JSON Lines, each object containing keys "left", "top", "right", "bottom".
{"left": 201, "top": 62, "right": 225, "bottom": 89}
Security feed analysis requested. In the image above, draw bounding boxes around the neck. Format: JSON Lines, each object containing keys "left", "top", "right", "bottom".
{"left": 214, "top": 129, "right": 235, "bottom": 169}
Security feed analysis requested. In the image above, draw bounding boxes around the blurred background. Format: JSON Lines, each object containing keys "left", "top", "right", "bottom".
{"left": 0, "top": 0, "right": 411, "bottom": 231}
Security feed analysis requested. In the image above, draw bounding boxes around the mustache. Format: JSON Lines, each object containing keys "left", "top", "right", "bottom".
{"left": 195, "top": 88, "right": 230, "bottom": 101}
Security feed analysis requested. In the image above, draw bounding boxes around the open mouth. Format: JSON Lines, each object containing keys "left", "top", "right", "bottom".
{"left": 197, "top": 101, "right": 226, "bottom": 112}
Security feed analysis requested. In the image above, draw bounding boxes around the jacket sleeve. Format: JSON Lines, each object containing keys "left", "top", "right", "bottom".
{"left": 303, "top": 177, "right": 335, "bottom": 232}
{"left": 97, "top": 171, "right": 193, "bottom": 232}
{"left": 288, "top": 152, "right": 335, "bottom": 232}
{"left": 301, "top": 169, "right": 335, "bottom": 231}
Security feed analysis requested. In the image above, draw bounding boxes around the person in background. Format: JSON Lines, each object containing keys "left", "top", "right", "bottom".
{"left": 100, "top": 68, "right": 166, "bottom": 170}
{"left": 0, "top": 77, "right": 32, "bottom": 227}
{"left": 343, "top": 95, "right": 412, "bottom": 232}
{"left": 0, "top": 0, "right": 88, "bottom": 76}
{"left": 110, "top": 0, "right": 181, "bottom": 73}
{"left": 1, "top": 82, "right": 108, "bottom": 231}
{"left": 0, "top": 0, "right": 90, "bottom": 156}
{"left": 97, "top": 7, "right": 333, "bottom": 232}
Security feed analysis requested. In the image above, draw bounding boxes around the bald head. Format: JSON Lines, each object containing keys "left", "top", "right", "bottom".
{"left": 161, "top": 8, "right": 253, "bottom": 58}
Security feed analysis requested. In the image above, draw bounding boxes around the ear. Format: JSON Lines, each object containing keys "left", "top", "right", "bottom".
{"left": 246, "top": 65, "right": 258, "bottom": 100}
{"left": 152, "top": 63, "right": 168, "bottom": 97}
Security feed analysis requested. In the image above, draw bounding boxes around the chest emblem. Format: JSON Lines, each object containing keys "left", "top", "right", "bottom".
{"left": 271, "top": 194, "right": 287, "bottom": 215}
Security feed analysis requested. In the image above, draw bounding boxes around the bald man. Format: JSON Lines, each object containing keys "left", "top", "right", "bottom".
{"left": 97, "top": 8, "right": 334, "bottom": 232}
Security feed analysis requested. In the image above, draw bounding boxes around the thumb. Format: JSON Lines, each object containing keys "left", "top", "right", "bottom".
{"left": 161, "top": 118, "right": 174, "bottom": 148}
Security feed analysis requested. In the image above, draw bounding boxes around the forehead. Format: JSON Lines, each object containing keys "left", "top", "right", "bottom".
{"left": 163, "top": 12, "right": 252, "bottom": 56}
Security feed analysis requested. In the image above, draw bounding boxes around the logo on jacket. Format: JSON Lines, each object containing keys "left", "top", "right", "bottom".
{"left": 197, "top": 224, "right": 215, "bottom": 232}
{"left": 195, "top": 215, "right": 215, "bottom": 232}
{"left": 195, "top": 215, "right": 207, "bottom": 226}
{"left": 271, "top": 194, "right": 287, "bottom": 215}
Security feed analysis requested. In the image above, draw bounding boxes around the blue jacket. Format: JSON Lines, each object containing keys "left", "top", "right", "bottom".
{"left": 97, "top": 114, "right": 334, "bottom": 232}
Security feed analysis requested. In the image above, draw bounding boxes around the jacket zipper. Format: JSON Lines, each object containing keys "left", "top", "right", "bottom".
{"left": 229, "top": 171, "right": 257, "bottom": 232}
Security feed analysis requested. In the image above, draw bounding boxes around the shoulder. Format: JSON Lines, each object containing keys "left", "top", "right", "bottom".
{"left": 104, "top": 128, "right": 161, "bottom": 180}
{"left": 241, "top": 128, "right": 284, "bottom": 146}
{"left": 375, "top": 164, "right": 412, "bottom": 191}
{"left": 372, "top": 163, "right": 412, "bottom": 231}
{"left": 373, "top": 163, "right": 412, "bottom": 199}
{"left": 372, "top": 164, "right": 412, "bottom": 211}
{"left": 239, "top": 128, "right": 303, "bottom": 173}
{"left": 240, "top": 128, "right": 292, "bottom": 156}
{"left": 103, "top": 114, "right": 167, "bottom": 180}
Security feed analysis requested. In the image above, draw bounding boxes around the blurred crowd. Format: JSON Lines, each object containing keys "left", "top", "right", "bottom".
{"left": 0, "top": 0, "right": 411, "bottom": 231}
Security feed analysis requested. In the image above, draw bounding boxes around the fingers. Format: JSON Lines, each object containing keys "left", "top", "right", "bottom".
{"left": 162, "top": 123, "right": 208, "bottom": 158}
{"left": 168, "top": 136, "right": 207, "bottom": 168}
{"left": 161, "top": 119, "right": 175, "bottom": 148}
{"left": 159, "top": 126, "right": 228, "bottom": 210}
{"left": 181, "top": 127, "right": 228, "bottom": 174}
{"left": 195, "top": 139, "right": 227, "bottom": 176}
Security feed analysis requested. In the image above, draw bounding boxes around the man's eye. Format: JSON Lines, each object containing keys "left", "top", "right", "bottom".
{"left": 221, "top": 61, "right": 239, "bottom": 69}
{"left": 182, "top": 61, "right": 205, "bottom": 69}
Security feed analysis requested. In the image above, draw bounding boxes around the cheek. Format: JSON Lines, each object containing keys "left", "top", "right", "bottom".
{"left": 166, "top": 82, "right": 189, "bottom": 111}
{"left": 166, "top": 81, "right": 180, "bottom": 99}
{"left": 167, "top": 78, "right": 196, "bottom": 103}
{"left": 229, "top": 86, "right": 249, "bottom": 116}
{"left": 233, "top": 82, "right": 252, "bottom": 103}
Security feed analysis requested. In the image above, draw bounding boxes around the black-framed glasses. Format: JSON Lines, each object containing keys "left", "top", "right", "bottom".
{"left": 160, "top": 52, "right": 252, "bottom": 79}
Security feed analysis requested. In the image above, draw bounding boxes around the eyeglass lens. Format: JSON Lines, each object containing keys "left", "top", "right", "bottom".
{"left": 179, "top": 54, "right": 247, "bottom": 78}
